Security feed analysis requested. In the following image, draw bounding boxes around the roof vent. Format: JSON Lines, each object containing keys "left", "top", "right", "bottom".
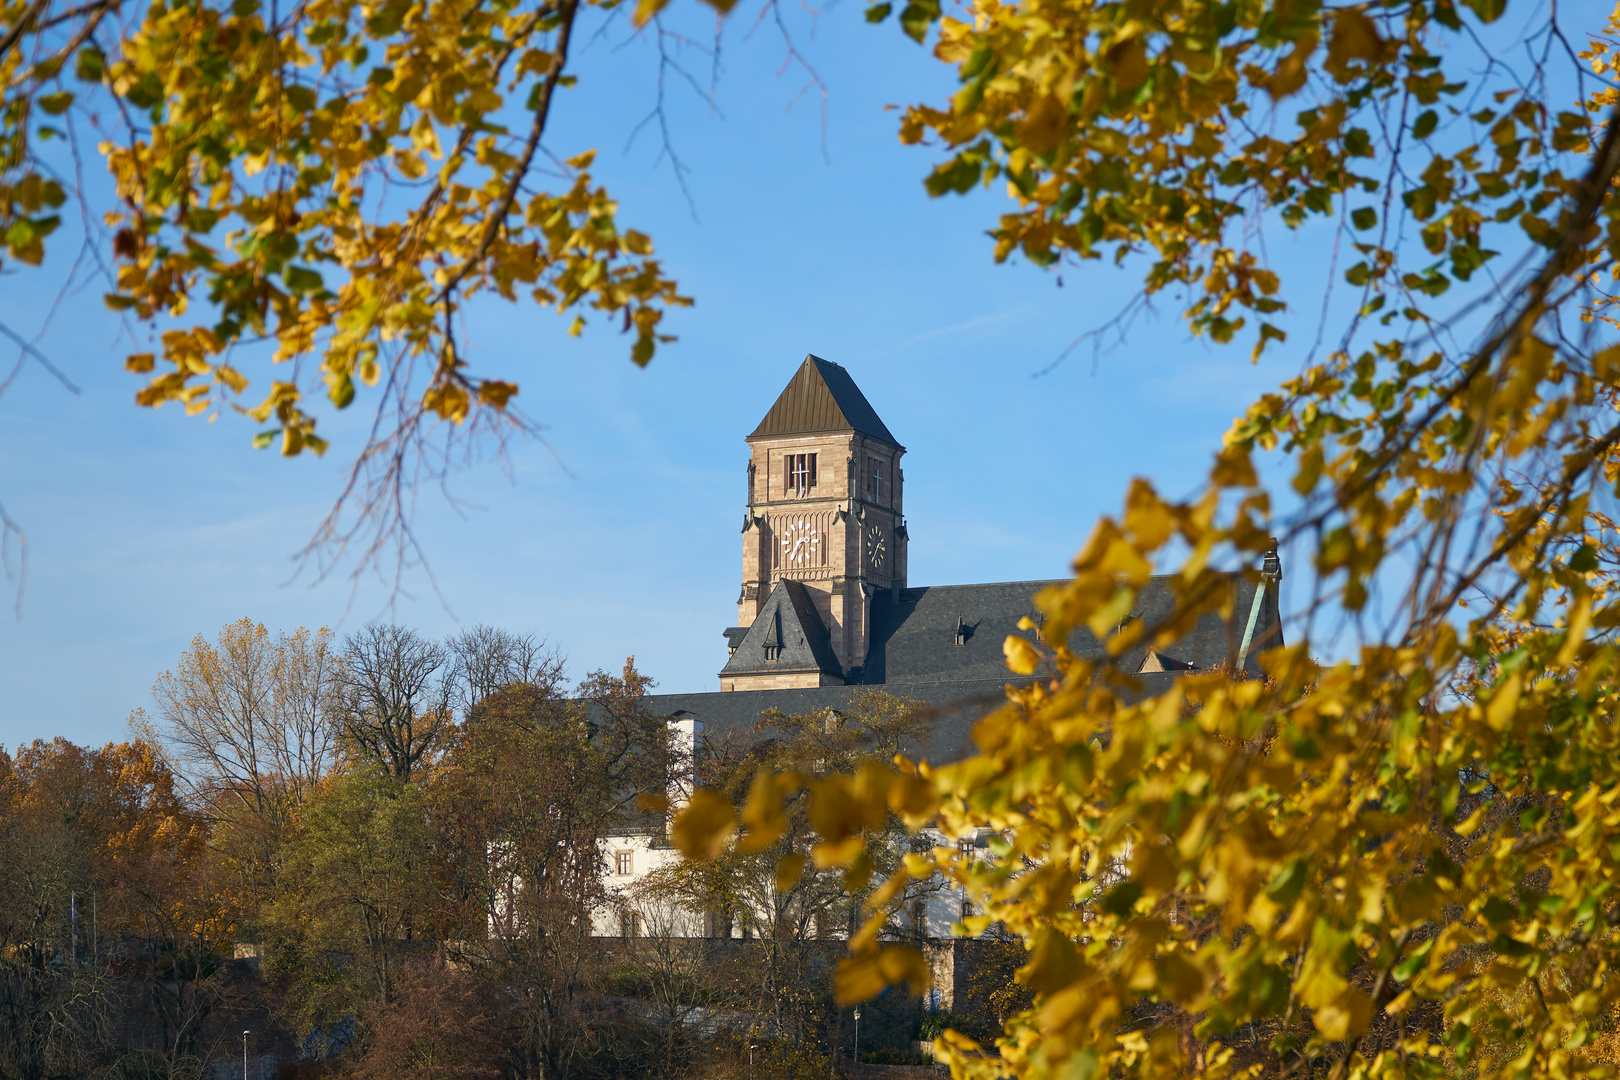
{"left": 953, "top": 616, "right": 970, "bottom": 647}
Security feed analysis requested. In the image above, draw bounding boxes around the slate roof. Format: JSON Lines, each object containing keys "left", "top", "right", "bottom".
{"left": 857, "top": 573, "right": 1283, "bottom": 687}
{"left": 719, "top": 580, "right": 843, "bottom": 680}
{"left": 644, "top": 674, "right": 1187, "bottom": 768}
{"left": 671, "top": 568, "right": 1283, "bottom": 765}
{"left": 748, "top": 356, "right": 901, "bottom": 448}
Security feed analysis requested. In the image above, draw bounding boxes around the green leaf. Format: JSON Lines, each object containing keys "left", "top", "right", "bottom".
{"left": 253, "top": 430, "right": 278, "bottom": 449}
{"left": 1490, "top": 932, "right": 1533, "bottom": 957}
{"left": 1393, "top": 944, "right": 1431, "bottom": 981}
{"left": 1413, "top": 110, "right": 1438, "bottom": 139}
{"left": 1100, "top": 881, "right": 1142, "bottom": 918}
{"left": 283, "top": 266, "right": 325, "bottom": 294}
{"left": 1351, "top": 207, "right": 1377, "bottom": 230}
{"left": 925, "top": 154, "right": 983, "bottom": 197}
{"left": 962, "top": 43, "right": 994, "bottom": 79}
{"left": 1449, "top": 242, "right": 1497, "bottom": 282}
{"left": 864, "top": 3, "right": 891, "bottom": 22}
{"left": 1462, "top": 0, "right": 1506, "bottom": 22}
{"left": 74, "top": 46, "right": 105, "bottom": 82}
{"left": 1403, "top": 185, "right": 1437, "bottom": 220}
{"left": 1265, "top": 858, "right": 1310, "bottom": 907}
{"left": 898, "top": 0, "right": 938, "bottom": 42}
{"left": 37, "top": 91, "right": 74, "bottom": 115}
{"left": 631, "top": 334, "right": 654, "bottom": 366}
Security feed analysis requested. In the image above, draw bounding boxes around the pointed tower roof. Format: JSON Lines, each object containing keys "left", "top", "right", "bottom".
{"left": 748, "top": 355, "right": 901, "bottom": 448}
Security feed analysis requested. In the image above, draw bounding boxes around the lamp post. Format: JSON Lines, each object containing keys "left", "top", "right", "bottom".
{"left": 750, "top": 1043, "right": 759, "bottom": 1080}
{"left": 852, "top": 1006, "right": 861, "bottom": 1072}
{"left": 242, "top": 1030, "right": 250, "bottom": 1080}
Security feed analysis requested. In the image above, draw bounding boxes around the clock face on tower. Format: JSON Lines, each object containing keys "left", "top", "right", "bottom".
{"left": 866, "top": 524, "right": 886, "bottom": 570}
{"left": 781, "top": 518, "right": 819, "bottom": 567}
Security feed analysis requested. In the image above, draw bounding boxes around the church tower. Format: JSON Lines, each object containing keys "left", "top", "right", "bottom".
{"left": 719, "top": 356, "right": 906, "bottom": 691}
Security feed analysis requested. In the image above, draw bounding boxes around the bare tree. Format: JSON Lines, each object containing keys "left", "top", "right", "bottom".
{"left": 340, "top": 625, "right": 450, "bottom": 779}
{"left": 270, "top": 626, "right": 346, "bottom": 793}
{"left": 619, "top": 899, "right": 722, "bottom": 1080}
{"left": 444, "top": 625, "right": 563, "bottom": 720}
{"left": 146, "top": 619, "right": 344, "bottom": 891}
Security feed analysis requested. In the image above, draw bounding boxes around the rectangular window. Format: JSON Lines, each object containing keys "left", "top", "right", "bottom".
{"left": 620, "top": 910, "right": 642, "bottom": 938}
{"left": 958, "top": 836, "right": 976, "bottom": 859}
{"left": 616, "top": 851, "right": 633, "bottom": 876}
{"left": 764, "top": 645, "right": 781, "bottom": 662}
{"left": 912, "top": 900, "right": 928, "bottom": 943}
{"left": 788, "top": 453, "right": 817, "bottom": 495}
{"left": 867, "top": 457, "right": 885, "bottom": 503}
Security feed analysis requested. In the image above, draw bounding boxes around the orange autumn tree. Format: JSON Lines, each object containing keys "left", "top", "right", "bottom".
{"left": 668, "top": 6, "right": 1620, "bottom": 1080}
{"left": 0, "top": 738, "right": 224, "bottom": 1080}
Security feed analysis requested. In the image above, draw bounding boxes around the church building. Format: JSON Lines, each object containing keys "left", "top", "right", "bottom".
{"left": 638, "top": 353, "right": 1284, "bottom": 765}
{"left": 592, "top": 355, "right": 1284, "bottom": 941}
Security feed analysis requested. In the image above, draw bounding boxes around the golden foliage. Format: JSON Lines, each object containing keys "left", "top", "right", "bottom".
{"left": 668, "top": 5, "right": 1620, "bottom": 1080}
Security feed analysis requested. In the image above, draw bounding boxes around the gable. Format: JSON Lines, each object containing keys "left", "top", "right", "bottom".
{"left": 720, "top": 580, "right": 843, "bottom": 678}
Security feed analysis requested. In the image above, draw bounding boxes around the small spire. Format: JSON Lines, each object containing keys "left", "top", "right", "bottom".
{"left": 1263, "top": 537, "right": 1282, "bottom": 579}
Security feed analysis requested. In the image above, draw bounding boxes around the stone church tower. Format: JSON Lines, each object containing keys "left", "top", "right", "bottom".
{"left": 720, "top": 356, "right": 906, "bottom": 691}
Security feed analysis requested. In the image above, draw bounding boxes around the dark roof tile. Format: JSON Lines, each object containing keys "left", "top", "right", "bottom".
{"left": 860, "top": 574, "right": 1282, "bottom": 688}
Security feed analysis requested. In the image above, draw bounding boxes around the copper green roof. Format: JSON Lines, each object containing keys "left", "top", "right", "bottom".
{"left": 748, "top": 355, "right": 901, "bottom": 447}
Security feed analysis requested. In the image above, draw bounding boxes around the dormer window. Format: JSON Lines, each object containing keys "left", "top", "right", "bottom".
{"left": 788, "top": 453, "right": 817, "bottom": 495}
{"left": 763, "top": 611, "right": 782, "bottom": 661}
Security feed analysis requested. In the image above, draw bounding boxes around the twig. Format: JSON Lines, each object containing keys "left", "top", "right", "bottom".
{"left": 0, "top": 321, "right": 81, "bottom": 394}
{"left": 434, "top": 0, "right": 583, "bottom": 303}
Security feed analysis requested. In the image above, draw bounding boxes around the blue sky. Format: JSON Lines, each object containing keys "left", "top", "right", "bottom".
{"left": 0, "top": 1, "right": 1450, "bottom": 746}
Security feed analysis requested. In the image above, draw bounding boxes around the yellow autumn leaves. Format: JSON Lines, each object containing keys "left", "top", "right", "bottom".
{"left": 5, "top": 0, "right": 697, "bottom": 469}
{"left": 657, "top": 7, "right": 1620, "bottom": 1080}
{"left": 94, "top": 0, "right": 691, "bottom": 454}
